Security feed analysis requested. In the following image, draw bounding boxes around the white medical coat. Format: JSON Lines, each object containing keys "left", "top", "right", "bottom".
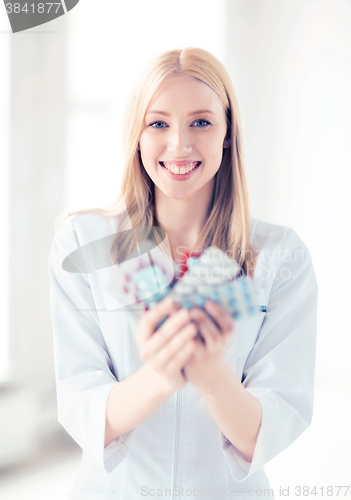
{"left": 48, "top": 213, "right": 318, "bottom": 500}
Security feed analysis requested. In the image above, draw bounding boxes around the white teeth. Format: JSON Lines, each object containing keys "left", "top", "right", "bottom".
{"left": 162, "top": 162, "right": 199, "bottom": 175}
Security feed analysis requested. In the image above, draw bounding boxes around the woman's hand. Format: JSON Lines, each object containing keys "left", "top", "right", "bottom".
{"left": 137, "top": 297, "right": 198, "bottom": 395}
{"left": 182, "top": 300, "right": 234, "bottom": 395}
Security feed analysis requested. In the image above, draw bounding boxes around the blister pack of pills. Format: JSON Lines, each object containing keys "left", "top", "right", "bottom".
{"left": 115, "top": 242, "right": 261, "bottom": 321}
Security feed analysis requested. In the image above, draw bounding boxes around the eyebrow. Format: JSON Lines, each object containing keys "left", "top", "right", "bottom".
{"left": 146, "top": 109, "right": 215, "bottom": 117}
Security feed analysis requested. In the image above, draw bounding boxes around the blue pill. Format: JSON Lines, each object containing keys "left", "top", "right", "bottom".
{"left": 238, "top": 280, "right": 248, "bottom": 291}
{"left": 233, "top": 311, "right": 241, "bottom": 319}
{"left": 248, "top": 306, "right": 256, "bottom": 315}
{"left": 186, "top": 257, "right": 198, "bottom": 268}
{"left": 224, "top": 286, "right": 234, "bottom": 296}
{"left": 182, "top": 300, "right": 192, "bottom": 309}
{"left": 210, "top": 289, "right": 220, "bottom": 301}
{"left": 229, "top": 299, "right": 238, "bottom": 308}
{"left": 244, "top": 294, "right": 251, "bottom": 303}
{"left": 195, "top": 295, "right": 206, "bottom": 307}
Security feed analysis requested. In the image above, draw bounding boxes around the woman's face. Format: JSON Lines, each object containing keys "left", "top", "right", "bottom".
{"left": 139, "top": 76, "right": 230, "bottom": 202}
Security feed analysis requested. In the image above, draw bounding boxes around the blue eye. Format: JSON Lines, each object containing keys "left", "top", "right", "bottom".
{"left": 150, "top": 121, "right": 167, "bottom": 129}
{"left": 192, "top": 119, "right": 211, "bottom": 127}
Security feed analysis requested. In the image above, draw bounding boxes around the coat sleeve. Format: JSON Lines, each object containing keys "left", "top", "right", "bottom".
{"left": 48, "top": 216, "right": 137, "bottom": 473}
{"left": 219, "top": 228, "right": 318, "bottom": 481}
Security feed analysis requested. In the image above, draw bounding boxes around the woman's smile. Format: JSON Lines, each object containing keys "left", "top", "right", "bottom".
{"left": 160, "top": 160, "right": 201, "bottom": 179}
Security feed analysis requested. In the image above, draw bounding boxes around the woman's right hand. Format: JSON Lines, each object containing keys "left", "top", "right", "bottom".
{"left": 137, "top": 296, "right": 198, "bottom": 394}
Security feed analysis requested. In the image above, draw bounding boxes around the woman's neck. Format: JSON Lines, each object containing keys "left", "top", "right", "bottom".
{"left": 154, "top": 190, "right": 211, "bottom": 255}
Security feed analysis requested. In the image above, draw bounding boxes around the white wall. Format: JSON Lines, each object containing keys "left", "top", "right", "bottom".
{"left": 224, "top": 0, "right": 351, "bottom": 490}
{"left": 0, "top": 11, "right": 69, "bottom": 469}
{"left": 0, "top": 1, "right": 10, "bottom": 381}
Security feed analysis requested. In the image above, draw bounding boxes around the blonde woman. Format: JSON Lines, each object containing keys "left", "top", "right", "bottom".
{"left": 48, "top": 48, "right": 318, "bottom": 499}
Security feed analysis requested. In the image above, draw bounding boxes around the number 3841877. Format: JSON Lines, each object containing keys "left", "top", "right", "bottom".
{"left": 294, "top": 485, "right": 350, "bottom": 496}
{"left": 5, "top": 3, "right": 63, "bottom": 14}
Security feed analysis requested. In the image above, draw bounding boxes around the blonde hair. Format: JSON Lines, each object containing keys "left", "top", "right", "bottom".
{"left": 63, "top": 47, "right": 258, "bottom": 277}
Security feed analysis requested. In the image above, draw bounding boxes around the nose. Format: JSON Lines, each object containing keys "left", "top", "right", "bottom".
{"left": 167, "top": 125, "right": 192, "bottom": 156}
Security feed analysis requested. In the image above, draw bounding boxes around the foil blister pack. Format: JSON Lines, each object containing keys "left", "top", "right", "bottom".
{"left": 116, "top": 244, "right": 261, "bottom": 321}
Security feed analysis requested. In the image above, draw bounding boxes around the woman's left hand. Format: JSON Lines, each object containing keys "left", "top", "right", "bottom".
{"left": 182, "top": 300, "right": 234, "bottom": 394}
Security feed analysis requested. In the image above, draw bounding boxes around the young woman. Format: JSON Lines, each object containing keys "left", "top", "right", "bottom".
{"left": 48, "top": 47, "right": 318, "bottom": 499}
